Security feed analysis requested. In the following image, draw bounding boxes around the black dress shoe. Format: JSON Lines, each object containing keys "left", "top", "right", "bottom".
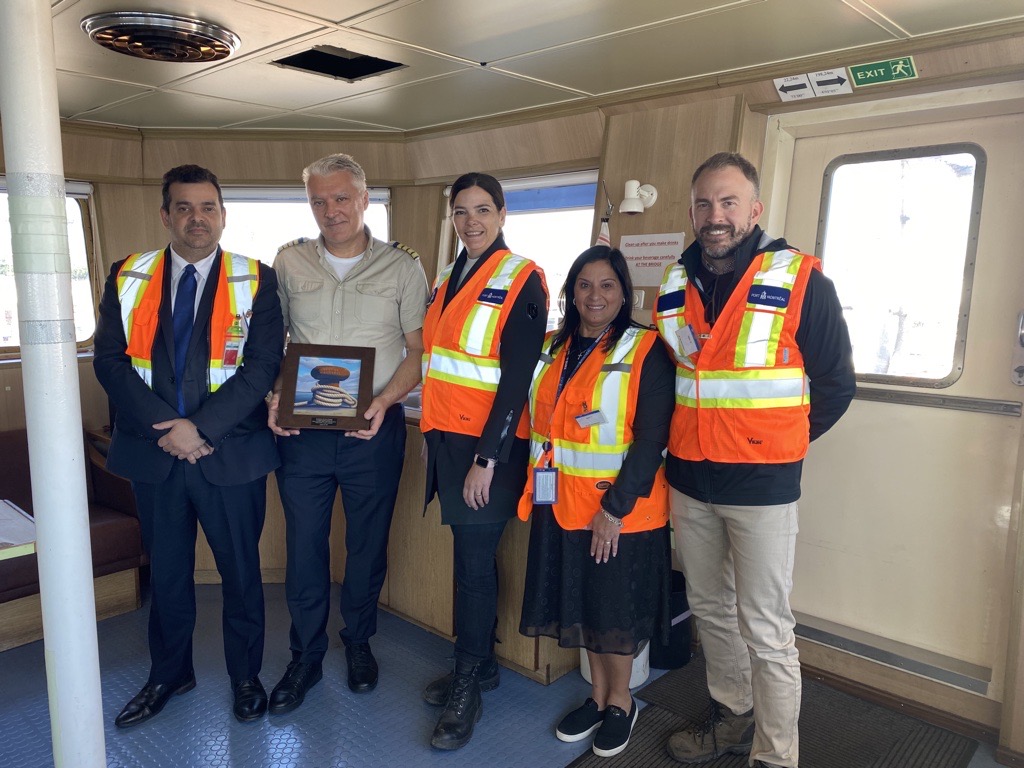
{"left": 114, "top": 674, "right": 196, "bottom": 728}
{"left": 345, "top": 642, "right": 378, "bottom": 693}
{"left": 232, "top": 677, "right": 268, "bottom": 722}
{"left": 269, "top": 661, "right": 323, "bottom": 714}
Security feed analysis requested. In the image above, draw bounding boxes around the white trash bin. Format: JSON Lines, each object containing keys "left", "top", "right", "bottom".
{"left": 579, "top": 640, "right": 650, "bottom": 689}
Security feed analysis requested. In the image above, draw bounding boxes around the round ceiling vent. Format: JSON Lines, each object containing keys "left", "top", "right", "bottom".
{"left": 81, "top": 12, "right": 240, "bottom": 62}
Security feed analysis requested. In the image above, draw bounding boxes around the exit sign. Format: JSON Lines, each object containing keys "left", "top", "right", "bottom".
{"left": 850, "top": 56, "right": 918, "bottom": 87}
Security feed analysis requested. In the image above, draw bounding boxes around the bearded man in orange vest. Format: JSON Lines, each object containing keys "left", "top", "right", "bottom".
{"left": 655, "top": 153, "right": 855, "bottom": 768}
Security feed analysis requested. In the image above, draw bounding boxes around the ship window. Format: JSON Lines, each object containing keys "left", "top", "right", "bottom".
{"left": 0, "top": 182, "right": 95, "bottom": 351}
{"left": 219, "top": 187, "right": 390, "bottom": 265}
{"left": 817, "top": 144, "right": 984, "bottom": 387}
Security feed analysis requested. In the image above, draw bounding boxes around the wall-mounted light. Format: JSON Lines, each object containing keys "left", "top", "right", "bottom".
{"left": 618, "top": 180, "right": 658, "bottom": 215}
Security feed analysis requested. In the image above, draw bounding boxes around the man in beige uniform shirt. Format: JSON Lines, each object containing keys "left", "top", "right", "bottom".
{"left": 266, "top": 153, "right": 428, "bottom": 714}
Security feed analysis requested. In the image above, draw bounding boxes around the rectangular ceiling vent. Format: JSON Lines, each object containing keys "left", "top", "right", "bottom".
{"left": 272, "top": 45, "right": 405, "bottom": 83}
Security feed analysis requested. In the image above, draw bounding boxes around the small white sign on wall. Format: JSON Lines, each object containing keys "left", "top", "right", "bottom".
{"left": 619, "top": 232, "right": 685, "bottom": 286}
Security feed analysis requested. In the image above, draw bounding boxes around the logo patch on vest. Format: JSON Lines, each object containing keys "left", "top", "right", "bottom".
{"left": 656, "top": 289, "right": 686, "bottom": 313}
{"left": 747, "top": 286, "right": 791, "bottom": 308}
{"left": 595, "top": 481, "right": 612, "bottom": 490}
{"left": 478, "top": 288, "right": 508, "bottom": 305}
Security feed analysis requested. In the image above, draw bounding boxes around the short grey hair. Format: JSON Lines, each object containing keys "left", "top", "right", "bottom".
{"left": 302, "top": 153, "right": 367, "bottom": 189}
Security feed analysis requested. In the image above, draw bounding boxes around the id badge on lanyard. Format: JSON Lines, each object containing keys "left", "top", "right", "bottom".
{"left": 533, "top": 465, "right": 558, "bottom": 504}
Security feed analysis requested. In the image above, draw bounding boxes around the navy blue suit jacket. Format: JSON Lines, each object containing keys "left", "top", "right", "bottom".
{"left": 93, "top": 247, "right": 283, "bottom": 486}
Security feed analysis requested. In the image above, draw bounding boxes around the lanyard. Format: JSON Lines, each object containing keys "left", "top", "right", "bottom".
{"left": 543, "top": 327, "right": 609, "bottom": 457}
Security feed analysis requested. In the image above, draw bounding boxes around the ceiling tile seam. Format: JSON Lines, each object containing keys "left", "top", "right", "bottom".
{"left": 405, "top": 96, "right": 591, "bottom": 133}
{"left": 49, "top": 0, "right": 83, "bottom": 18}
{"left": 219, "top": 113, "right": 404, "bottom": 131}
{"left": 244, "top": 0, "right": 421, "bottom": 28}
{"left": 65, "top": 89, "right": 159, "bottom": 121}
{"left": 482, "top": 0, "right": 766, "bottom": 66}
{"left": 283, "top": 66, "right": 585, "bottom": 114}
{"left": 236, "top": 0, "right": 484, "bottom": 68}
{"left": 841, "top": 0, "right": 911, "bottom": 38}
{"left": 474, "top": 67, "right": 594, "bottom": 97}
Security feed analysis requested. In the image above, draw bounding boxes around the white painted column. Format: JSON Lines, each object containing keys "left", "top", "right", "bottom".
{"left": 0, "top": 1, "right": 106, "bottom": 766}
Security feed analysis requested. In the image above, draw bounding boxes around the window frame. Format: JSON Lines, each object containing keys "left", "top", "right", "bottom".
{"left": 815, "top": 143, "right": 986, "bottom": 388}
{"left": 0, "top": 178, "right": 97, "bottom": 357}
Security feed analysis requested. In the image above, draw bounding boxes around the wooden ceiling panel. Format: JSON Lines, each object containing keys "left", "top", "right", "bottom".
{"left": 309, "top": 68, "right": 584, "bottom": 130}
{"left": 351, "top": 0, "right": 747, "bottom": 63}
{"left": 498, "top": 0, "right": 892, "bottom": 95}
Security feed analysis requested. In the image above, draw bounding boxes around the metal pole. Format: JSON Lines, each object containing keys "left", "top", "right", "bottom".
{"left": 0, "top": 1, "right": 107, "bottom": 765}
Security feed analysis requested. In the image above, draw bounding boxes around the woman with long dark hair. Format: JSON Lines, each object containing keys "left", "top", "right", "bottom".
{"left": 519, "top": 245, "right": 673, "bottom": 759}
{"left": 419, "top": 172, "right": 548, "bottom": 750}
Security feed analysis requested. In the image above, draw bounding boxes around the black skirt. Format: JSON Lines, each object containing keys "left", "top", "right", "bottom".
{"left": 519, "top": 505, "right": 672, "bottom": 656}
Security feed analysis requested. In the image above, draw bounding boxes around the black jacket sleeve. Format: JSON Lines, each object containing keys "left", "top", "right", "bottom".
{"left": 796, "top": 269, "right": 856, "bottom": 441}
{"left": 601, "top": 338, "right": 675, "bottom": 518}
{"left": 475, "top": 270, "right": 548, "bottom": 462}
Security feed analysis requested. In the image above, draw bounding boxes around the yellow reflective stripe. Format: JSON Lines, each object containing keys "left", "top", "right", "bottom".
{"left": 433, "top": 263, "right": 455, "bottom": 292}
{"left": 461, "top": 301, "right": 501, "bottom": 355}
{"left": 459, "top": 252, "right": 531, "bottom": 355}
{"left": 655, "top": 264, "right": 692, "bottom": 366}
{"left": 425, "top": 348, "right": 501, "bottom": 390}
{"left": 553, "top": 441, "right": 628, "bottom": 475}
{"left": 592, "top": 328, "right": 644, "bottom": 446}
{"left": 674, "top": 368, "right": 698, "bottom": 407}
{"left": 210, "top": 253, "right": 258, "bottom": 373}
{"left": 735, "top": 250, "right": 803, "bottom": 367}
{"left": 118, "top": 250, "right": 162, "bottom": 351}
{"left": 697, "top": 369, "right": 807, "bottom": 404}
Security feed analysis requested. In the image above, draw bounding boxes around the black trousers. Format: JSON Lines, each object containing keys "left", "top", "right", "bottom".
{"left": 276, "top": 404, "right": 406, "bottom": 663}
{"left": 451, "top": 519, "right": 509, "bottom": 664}
{"left": 134, "top": 462, "right": 267, "bottom": 685}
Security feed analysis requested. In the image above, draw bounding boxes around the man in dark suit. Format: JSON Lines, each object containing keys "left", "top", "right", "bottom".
{"left": 93, "top": 164, "right": 283, "bottom": 726}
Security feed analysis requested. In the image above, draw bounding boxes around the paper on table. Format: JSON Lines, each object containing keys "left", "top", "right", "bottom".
{"left": 0, "top": 499, "right": 35, "bottom": 546}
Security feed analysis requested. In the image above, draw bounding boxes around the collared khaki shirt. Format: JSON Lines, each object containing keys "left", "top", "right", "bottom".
{"left": 273, "top": 230, "right": 428, "bottom": 395}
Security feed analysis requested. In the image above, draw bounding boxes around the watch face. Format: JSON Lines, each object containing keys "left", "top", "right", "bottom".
{"left": 475, "top": 456, "right": 489, "bottom": 467}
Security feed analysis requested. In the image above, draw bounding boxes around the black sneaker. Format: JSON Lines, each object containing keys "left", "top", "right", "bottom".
{"left": 555, "top": 698, "right": 605, "bottom": 742}
{"left": 592, "top": 698, "right": 638, "bottom": 758}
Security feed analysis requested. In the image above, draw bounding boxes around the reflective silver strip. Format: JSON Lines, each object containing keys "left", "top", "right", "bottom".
{"left": 425, "top": 349, "right": 502, "bottom": 387}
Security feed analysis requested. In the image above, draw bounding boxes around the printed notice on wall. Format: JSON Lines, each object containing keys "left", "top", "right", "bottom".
{"left": 619, "top": 233, "right": 685, "bottom": 285}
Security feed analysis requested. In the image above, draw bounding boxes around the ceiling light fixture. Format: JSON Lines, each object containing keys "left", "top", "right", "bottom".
{"left": 81, "top": 12, "right": 240, "bottom": 62}
{"left": 618, "top": 180, "right": 658, "bottom": 215}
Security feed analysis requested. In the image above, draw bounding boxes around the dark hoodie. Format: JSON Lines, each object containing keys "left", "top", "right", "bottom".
{"left": 665, "top": 225, "right": 855, "bottom": 505}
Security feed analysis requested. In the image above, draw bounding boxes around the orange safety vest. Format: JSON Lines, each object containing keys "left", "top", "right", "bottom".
{"left": 653, "top": 249, "right": 819, "bottom": 463}
{"left": 420, "top": 249, "right": 545, "bottom": 439}
{"left": 116, "top": 249, "right": 260, "bottom": 391}
{"left": 517, "top": 327, "right": 669, "bottom": 533}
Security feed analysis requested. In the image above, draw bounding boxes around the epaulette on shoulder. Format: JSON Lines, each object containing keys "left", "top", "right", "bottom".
{"left": 277, "top": 237, "right": 309, "bottom": 254}
{"left": 390, "top": 241, "right": 420, "bottom": 260}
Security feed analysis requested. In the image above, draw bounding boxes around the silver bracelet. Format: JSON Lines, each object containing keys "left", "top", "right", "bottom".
{"left": 602, "top": 509, "right": 623, "bottom": 528}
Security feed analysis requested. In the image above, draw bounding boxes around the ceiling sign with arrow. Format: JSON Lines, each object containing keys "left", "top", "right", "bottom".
{"left": 774, "top": 67, "right": 853, "bottom": 102}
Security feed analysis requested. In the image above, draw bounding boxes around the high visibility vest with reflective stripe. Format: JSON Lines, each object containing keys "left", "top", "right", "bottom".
{"left": 653, "top": 249, "right": 818, "bottom": 463}
{"left": 116, "top": 249, "right": 260, "bottom": 392}
{"left": 421, "top": 249, "right": 544, "bottom": 439}
{"left": 516, "top": 327, "right": 669, "bottom": 533}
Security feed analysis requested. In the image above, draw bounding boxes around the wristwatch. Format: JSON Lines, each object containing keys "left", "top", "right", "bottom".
{"left": 474, "top": 454, "right": 497, "bottom": 469}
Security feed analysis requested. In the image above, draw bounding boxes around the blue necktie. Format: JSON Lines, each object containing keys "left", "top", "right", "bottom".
{"left": 172, "top": 264, "right": 197, "bottom": 416}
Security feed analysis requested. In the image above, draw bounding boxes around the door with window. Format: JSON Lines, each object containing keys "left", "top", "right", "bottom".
{"left": 767, "top": 95, "right": 1024, "bottom": 727}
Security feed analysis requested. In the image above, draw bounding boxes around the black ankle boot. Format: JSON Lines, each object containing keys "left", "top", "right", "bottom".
{"left": 430, "top": 659, "right": 482, "bottom": 750}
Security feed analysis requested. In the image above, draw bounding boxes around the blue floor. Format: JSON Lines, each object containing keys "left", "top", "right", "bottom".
{"left": 0, "top": 582, "right": 1005, "bottom": 767}
{"left": 1, "top": 583, "right": 607, "bottom": 768}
